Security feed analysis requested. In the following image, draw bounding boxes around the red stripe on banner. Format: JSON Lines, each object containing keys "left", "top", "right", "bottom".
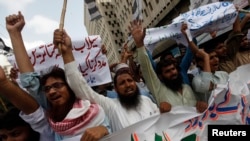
{"left": 163, "top": 132, "right": 171, "bottom": 141}
{"left": 133, "top": 133, "right": 139, "bottom": 141}
{"left": 196, "top": 135, "right": 200, "bottom": 141}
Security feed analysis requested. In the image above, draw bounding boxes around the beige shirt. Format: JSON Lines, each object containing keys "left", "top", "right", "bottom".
{"left": 219, "top": 58, "right": 237, "bottom": 74}
{"left": 236, "top": 51, "right": 250, "bottom": 67}
{"left": 136, "top": 47, "right": 197, "bottom": 107}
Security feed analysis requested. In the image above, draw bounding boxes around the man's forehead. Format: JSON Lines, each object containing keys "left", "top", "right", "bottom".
{"left": 163, "top": 64, "right": 176, "bottom": 70}
{"left": 117, "top": 73, "right": 133, "bottom": 79}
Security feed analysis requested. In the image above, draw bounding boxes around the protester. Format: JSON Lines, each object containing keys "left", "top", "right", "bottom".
{"left": 202, "top": 13, "right": 250, "bottom": 74}
{"left": 226, "top": 13, "right": 250, "bottom": 67}
{"left": 226, "top": 33, "right": 250, "bottom": 68}
{"left": 204, "top": 36, "right": 235, "bottom": 74}
{"left": 5, "top": 11, "right": 110, "bottom": 141}
{"left": 53, "top": 29, "right": 160, "bottom": 133}
{"left": 0, "top": 107, "right": 40, "bottom": 141}
{"left": 158, "top": 40, "right": 196, "bottom": 86}
{"left": 0, "top": 65, "right": 54, "bottom": 141}
{"left": 105, "top": 63, "right": 157, "bottom": 103}
{"left": 128, "top": 20, "right": 205, "bottom": 113}
{"left": 192, "top": 47, "right": 229, "bottom": 104}
{"left": 115, "top": 44, "right": 156, "bottom": 103}
{"left": 93, "top": 43, "right": 156, "bottom": 103}
{"left": 182, "top": 23, "right": 229, "bottom": 107}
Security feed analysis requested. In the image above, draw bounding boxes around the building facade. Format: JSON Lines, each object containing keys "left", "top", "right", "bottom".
{"left": 0, "top": 54, "right": 12, "bottom": 79}
{"left": 84, "top": 0, "right": 190, "bottom": 64}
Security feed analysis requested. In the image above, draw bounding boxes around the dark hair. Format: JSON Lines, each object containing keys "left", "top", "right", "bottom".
{"left": 195, "top": 43, "right": 217, "bottom": 67}
{"left": 113, "top": 68, "right": 134, "bottom": 87}
{"left": 200, "top": 32, "right": 228, "bottom": 53}
{"left": 0, "top": 107, "right": 40, "bottom": 140}
{"left": 40, "top": 67, "right": 66, "bottom": 85}
{"left": 160, "top": 51, "right": 173, "bottom": 61}
{"left": 195, "top": 38, "right": 222, "bottom": 67}
{"left": 225, "top": 32, "right": 244, "bottom": 57}
{"left": 156, "top": 59, "right": 177, "bottom": 75}
{"left": 200, "top": 39, "right": 219, "bottom": 53}
{"left": 0, "top": 107, "right": 28, "bottom": 130}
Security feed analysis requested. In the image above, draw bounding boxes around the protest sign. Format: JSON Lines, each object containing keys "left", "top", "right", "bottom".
{"left": 7, "top": 35, "right": 112, "bottom": 87}
{"left": 189, "top": 0, "right": 248, "bottom": 11}
{"left": 144, "top": 1, "right": 237, "bottom": 53}
{"left": 189, "top": 0, "right": 218, "bottom": 10}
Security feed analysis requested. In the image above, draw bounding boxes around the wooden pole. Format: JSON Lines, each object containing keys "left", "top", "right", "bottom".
{"left": 58, "top": 0, "right": 67, "bottom": 54}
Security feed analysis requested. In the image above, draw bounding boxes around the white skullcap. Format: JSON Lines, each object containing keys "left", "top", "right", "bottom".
{"left": 113, "top": 63, "right": 129, "bottom": 73}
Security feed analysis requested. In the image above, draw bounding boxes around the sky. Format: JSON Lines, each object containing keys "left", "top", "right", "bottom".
{"left": 0, "top": 0, "right": 89, "bottom": 51}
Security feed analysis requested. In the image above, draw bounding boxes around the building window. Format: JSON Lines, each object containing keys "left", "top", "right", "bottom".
{"left": 126, "top": 0, "right": 129, "bottom": 6}
{"left": 143, "top": 0, "right": 148, "bottom": 6}
{"left": 149, "top": 2, "right": 153, "bottom": 11}
{"left": 144, "top": 9, "right": 148, "bottom": 17}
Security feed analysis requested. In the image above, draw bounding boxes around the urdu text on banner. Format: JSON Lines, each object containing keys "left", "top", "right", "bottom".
{"left": 7, "top": 35, "right": 112, "bottom": 87}
{"left": 144, "top": 1, "right": 237, "bottom": 53}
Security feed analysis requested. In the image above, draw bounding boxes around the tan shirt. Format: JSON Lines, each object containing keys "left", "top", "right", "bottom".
{"left": 219, "top": 58, "right": 237, "bottom": 74}
{"left": 136, "top": 47, "right": 197, "bottom": 107}
{"left": 236, "top": 51, "right": 250, "bottom": 66}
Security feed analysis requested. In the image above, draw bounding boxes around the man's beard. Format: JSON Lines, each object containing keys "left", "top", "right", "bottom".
{"left": 118, "top": 87, "right": 141, "bottom": 110}
{"left": 162, "top": 73, "right": 183, "bottom": 91}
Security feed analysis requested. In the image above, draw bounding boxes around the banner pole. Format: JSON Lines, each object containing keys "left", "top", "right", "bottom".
{"left": 58, "top": 0, "right": 67, "bottom": 54}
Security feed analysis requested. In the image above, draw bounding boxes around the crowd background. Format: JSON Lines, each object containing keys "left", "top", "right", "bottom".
{"left": 0, "top": 1, "right": 250, "bottom": 141}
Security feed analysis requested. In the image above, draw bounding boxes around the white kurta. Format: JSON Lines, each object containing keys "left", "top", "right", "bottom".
{"left": 65, "top": 61, "right": 160, "bottom": 132}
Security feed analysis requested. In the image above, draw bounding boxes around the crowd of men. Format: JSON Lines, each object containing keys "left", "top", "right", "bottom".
{"left": 0, "top": 4, "right": 250, "bottom": 141}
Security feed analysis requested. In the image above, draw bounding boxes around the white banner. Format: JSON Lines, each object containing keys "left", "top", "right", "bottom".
{"left": 7, "top": 35, "right": 112, "bottom": 87}
{"left": 189, "top": 0, "right": 218, "bottom": 10}
{"left": 101, "top": 64, "right": 250, "bottom": 141}
{"left": 144, "top": 1, "right": 237, "bottom": 52}
{"left": 190, "top": 0, "right": 249, "bottom": 9}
